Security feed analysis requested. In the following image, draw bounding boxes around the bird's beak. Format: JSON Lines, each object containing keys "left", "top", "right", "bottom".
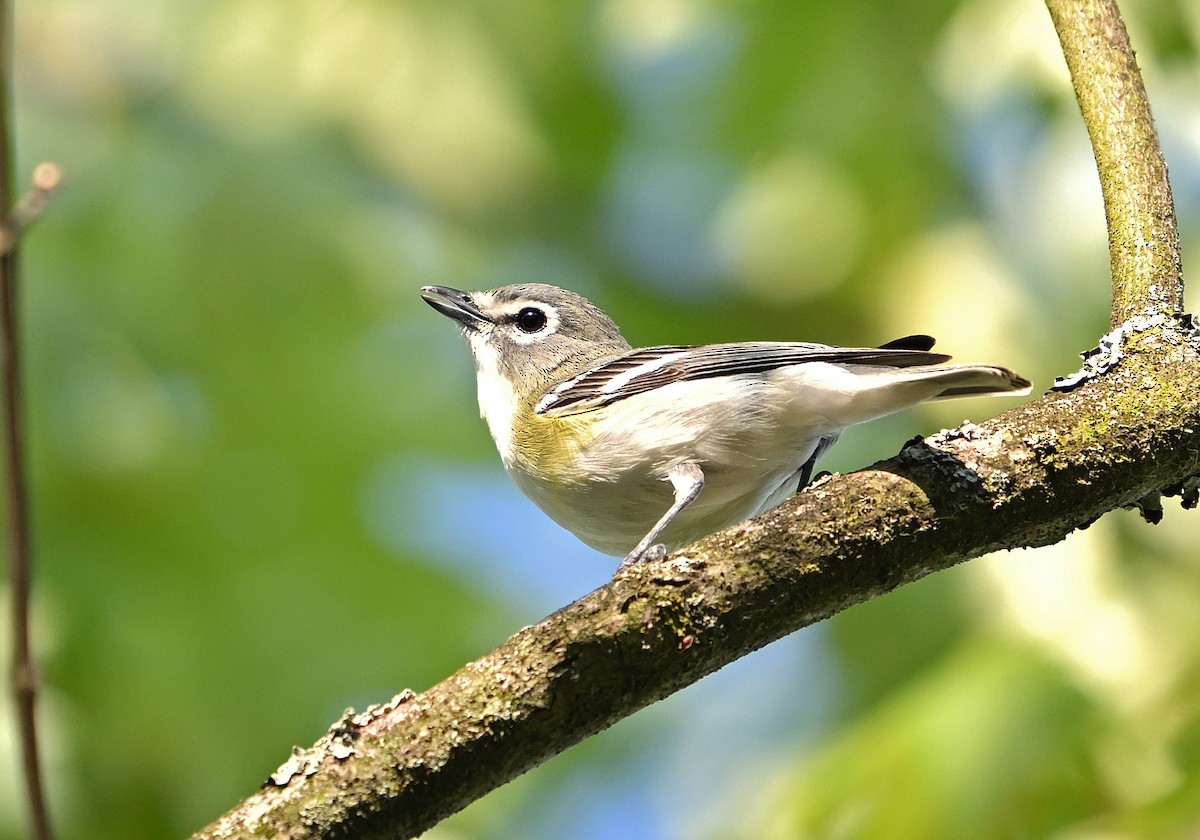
{"left": 420, "top": 285, "right": 491, "bottom": 329}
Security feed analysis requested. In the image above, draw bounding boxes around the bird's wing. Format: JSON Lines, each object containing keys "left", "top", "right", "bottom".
{"left": 535, "top": 340, "right": 952, "bottom": 416}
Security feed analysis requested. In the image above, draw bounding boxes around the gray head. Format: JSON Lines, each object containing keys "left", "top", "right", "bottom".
{"left": 420, "top": 283, "right": 632, "bottom": 388}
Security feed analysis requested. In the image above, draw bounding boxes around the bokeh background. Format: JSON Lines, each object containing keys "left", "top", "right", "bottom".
{"left": 4, "top": 0, "right": 1200, "bottom": 837}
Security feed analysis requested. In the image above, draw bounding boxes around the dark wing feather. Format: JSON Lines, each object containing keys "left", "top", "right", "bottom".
{"left": 535, "top": 341, "right": 952, "bottom": 416}
{"left": 878, "top": 334, "right": 936, "bottom": 352}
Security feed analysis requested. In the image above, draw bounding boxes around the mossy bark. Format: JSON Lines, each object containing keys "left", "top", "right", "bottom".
{"left": 193, "top": 322, "right": 1200, "bottom": 840}
{"left": 1046, "top": 0, "right": 1184, "bottom": 324}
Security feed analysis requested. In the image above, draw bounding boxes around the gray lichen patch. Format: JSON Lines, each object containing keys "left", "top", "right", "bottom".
{"left": 265, "top": 691, "right": 417, "bottom": 787}
{"left": 1053, "top": 312, "right": 1177, "bottom": 391}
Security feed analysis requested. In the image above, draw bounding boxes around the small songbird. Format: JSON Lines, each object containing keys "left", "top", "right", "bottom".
{"left": 421, "top": 284, "right": 1030, "bottom": 569}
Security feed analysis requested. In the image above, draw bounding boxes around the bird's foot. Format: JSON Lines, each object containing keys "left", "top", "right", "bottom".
{"left": 616, "top": 542, "right": 668, "bottom": 572}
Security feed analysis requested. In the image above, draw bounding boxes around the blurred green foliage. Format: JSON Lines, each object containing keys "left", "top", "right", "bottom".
{"left": 2, "top": 0, "right": 1199, "bottom": 838}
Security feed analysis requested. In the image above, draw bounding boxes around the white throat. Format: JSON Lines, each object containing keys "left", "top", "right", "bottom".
{"left": 467, "top": 332, "right": 519, "bottom": 462}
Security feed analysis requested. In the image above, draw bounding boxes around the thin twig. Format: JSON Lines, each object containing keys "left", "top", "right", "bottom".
{"left": 1044, "top": 0, "right": 1184, "bottom": 324}
{"left": 1, "top": 0, "right": 56, "bottom": 834}
{"left": 0, "top": 171, "right": 59, "bottom": 840}
{"left": 1, "top": 215, "right": 54, "bottom": 840}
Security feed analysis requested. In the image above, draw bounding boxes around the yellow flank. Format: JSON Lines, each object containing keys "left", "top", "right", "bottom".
{"left": 508, "top": 400, "right": 595, "bottom": 485}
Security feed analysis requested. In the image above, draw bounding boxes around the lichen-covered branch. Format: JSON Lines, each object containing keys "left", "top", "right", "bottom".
{"left": 193, "top": 320, "right": 1200, "bottom": 840}
{"left": 1045, "top": 0, "right": 1183, "bottom": 324}
{"left": 193, "top": 0, "right": 1195, "bottom": 837}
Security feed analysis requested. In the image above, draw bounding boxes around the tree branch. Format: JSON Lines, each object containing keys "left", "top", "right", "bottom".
{"left": 195, "top": 331, "right": 1200, "bottom": 840}
{"left": 1045, "top": 0, "right": 1184, "bottom": 324}
{"left": 194, "top": 0, "right": 1195, "bottom": 837}
{"left": 1, "top": 0, "right": 58, "bottom": 830}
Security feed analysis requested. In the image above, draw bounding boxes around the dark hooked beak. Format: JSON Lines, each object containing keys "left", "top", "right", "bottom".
{"left": 420, "top": 285, "right": 491, "bottom": 329}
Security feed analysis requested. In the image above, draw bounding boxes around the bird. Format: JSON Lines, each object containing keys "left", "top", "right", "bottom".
{"left": 420, "top": 283, "right": 1030, "bottom": 569}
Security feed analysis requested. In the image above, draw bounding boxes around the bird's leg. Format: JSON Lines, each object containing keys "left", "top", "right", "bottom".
{"left": 794, "top": 434, "right": 839, "bottom": 491}
{"left": 793, "top": 451, "right": 820, "bottom": 490}
{"left": 617, "top": 462, "right": 705, "bottom": 571}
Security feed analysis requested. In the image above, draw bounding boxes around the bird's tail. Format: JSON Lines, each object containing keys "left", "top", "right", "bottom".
{"left": 804, "top": 362, "right": 1031, "bottom": 430}
{"left": 919, "top": 364, "right": 1032, "bottom": 399}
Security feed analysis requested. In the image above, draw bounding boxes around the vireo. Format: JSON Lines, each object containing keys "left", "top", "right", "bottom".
{"left": 421, "top": 283, "right": 1030, "bottom": 569}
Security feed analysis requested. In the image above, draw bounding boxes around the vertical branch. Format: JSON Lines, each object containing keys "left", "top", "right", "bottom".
{"left": 0, "top": 1, "right": 54, "bottom": 838}
{"left": 1045, "top": 0, "right": 1184, "bottom": 325}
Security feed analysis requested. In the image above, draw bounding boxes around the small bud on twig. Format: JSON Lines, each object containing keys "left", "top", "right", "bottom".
{"left": 0, "top": 161, "right": 62, "bottom": 256}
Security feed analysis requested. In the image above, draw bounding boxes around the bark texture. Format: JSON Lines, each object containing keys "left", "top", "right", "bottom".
{"left": 1046, "top": 0, "right": 1184, "bottom": 323}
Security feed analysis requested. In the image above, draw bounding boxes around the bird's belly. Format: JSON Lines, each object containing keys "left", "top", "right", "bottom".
{"left": 504, "top": 377, "right": 839, "bottom": 556}
{"left": 510, "top": 458, "right": 809, "bottom": 556}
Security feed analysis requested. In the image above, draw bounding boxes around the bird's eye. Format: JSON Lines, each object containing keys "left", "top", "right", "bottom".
{"left": 515, "top": 307, "right": 548, "bottom": 333}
